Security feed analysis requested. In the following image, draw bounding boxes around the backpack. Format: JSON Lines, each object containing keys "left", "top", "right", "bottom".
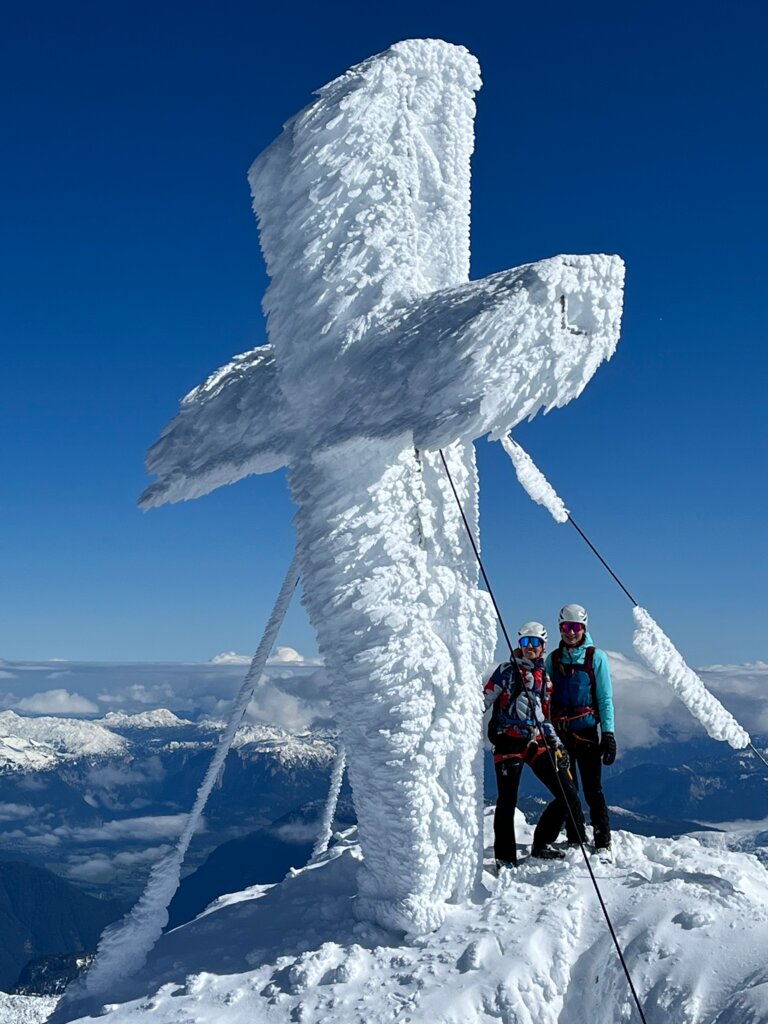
{"left": 549, "top": 645, "right": 599, "bottom": 728}
{"left": 487, "top": 658, "right": 544, "bottom": 743}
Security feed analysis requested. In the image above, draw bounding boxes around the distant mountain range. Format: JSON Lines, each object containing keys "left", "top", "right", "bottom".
{"left": 0, "top": 709, "right": 338, "bottom": 903}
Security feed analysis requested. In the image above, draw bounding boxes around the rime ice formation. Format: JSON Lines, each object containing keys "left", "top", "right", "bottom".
{"left": 633, "top": 606, "right": 750, "bottom": 748}
{"left": 500, "top": 435, "right": 569, "bottom": 523}
{"left": 312, "top": 743, "right": 347, "bottom": 861}
{"left": 140, "top": 39, "right": 625, "bottom": 934}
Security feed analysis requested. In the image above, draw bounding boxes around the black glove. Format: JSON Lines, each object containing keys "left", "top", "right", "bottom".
{"left": 556, "top": 748, "right": 571, "bottom": 774}
{"left": 600, "top": 731, "right": 617, "bottom": 766}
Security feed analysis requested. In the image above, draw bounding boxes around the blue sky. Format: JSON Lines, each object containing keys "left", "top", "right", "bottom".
{"left": 2, "top": 1, "right": 765, "bottom": 664}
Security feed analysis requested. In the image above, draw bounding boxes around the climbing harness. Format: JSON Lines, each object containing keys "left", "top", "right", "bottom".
{"left": 438, "top": 447, "right": 650, "bottom": 1024}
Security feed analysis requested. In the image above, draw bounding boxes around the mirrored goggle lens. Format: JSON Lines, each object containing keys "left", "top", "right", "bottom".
{"left": 520, "top": 637, "right": 543, "bottom": 648}
{"left": 560, "top": 622, "right": 584, "bottom": 634}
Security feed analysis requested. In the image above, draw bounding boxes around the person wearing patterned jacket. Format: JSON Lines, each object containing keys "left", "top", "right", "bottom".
{"left": 485, "top": 621, "right": 586, "bottom": 871}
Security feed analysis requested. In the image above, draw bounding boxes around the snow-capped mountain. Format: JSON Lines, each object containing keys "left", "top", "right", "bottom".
{"left": 0, "top": 711, "right": 126, "bottom": 767}
{"left": 97, "top": 710, "right": 193, "bottom": 730}
{"left": 0, "top": 709, "right": 337, "bottom": 906}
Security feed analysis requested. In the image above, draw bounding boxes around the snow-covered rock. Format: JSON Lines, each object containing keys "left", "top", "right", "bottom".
{"left": 49, "top": 809, "right": 768, "bottom": 1023}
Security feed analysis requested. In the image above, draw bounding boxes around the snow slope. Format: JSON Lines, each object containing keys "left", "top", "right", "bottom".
{"left": 52, "top": 809, "right": 768, "bottom": 1024}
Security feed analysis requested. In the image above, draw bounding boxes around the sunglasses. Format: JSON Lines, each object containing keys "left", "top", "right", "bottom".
{"left": 560, "top": 622, "right": 585, "bottom": 634}
{"left": 519, "top": 637, "right": 543, "bottom": 648}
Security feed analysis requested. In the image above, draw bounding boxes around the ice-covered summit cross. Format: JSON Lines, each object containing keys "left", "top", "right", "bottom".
{"left": 142, "top": 39, "right": 624, "bottom": 933}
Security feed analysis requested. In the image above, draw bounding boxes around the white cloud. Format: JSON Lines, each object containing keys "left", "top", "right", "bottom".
{"left": 58, "top": 814, "right": 199, "bottom": 843}
{"left": 65, "top": 844, "right": 173, "bottom": 883}
{"left": 2, "top": 828, "right": 61, "bottom": 847}
{"left": 0, "top": 802, "right": 34, "bottom": 822}
{"left": 209, "top": 651, "right": 251, "bottom": 666}
{"left": 96, "top": 682, "right": 177, "bottom": 706}
{"left": 210, "top": 646, "right": 322, "bottom": 667}
{"left": 65, "top": 854, "right": 116, "bottom": 883}
{"left": 14, "top": 688, "right": 99, "bottom": 714}
{"left": 112, "top": 844, "right": 173, "bottom": 867}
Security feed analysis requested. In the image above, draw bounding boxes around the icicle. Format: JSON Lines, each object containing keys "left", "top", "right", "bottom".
{"left": 499, "top": 434, "right": 569, "bottom": 523}
{"left": 633, "top": 606, "right": 750, "bottom": 750}
{"left": 311, "top": 742, "right": 346, "bottom": 860}
{"left": 50, "top": 552, "right": 301, "bottom": 1024}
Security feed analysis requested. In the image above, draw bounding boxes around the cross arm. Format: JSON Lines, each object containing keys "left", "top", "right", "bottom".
{"left": 139, "top": 344, "right": 295, "bottom": 508}
{"left": 323, "top": 252, "right": 624, "bottom": 450}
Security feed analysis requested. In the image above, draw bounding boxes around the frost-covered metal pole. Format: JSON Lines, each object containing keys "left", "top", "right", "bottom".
{"left": 50, "top": 552, "right": 301, "bottom": 1024}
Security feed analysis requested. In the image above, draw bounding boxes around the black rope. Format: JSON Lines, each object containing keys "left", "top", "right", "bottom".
{"left": 566, "top": 515, "right": 638, "bottom": 607}
{"left": 749, "top": 742, "right": 768, "bottom": 771}
{"left": 438, "top": 448, "right": 649, "bottom": 1024}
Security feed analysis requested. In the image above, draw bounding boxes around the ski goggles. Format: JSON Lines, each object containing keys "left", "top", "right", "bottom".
{"left": 560, "top": 622, "right": 585, "bottom": 634}
{"left": 519, "top": 637, "right": 544, "bottom": 648}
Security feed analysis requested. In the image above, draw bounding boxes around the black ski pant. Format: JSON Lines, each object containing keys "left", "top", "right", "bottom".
{"left": 493, "top": 748, "right": 585, "bottom": 865}
{"left": 558, "top": 725, "right": 611, "bottom": 847}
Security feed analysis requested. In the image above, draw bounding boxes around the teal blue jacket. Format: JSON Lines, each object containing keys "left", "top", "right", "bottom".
{"left": 545, "top": 632, "right": 615, "bottom": 734}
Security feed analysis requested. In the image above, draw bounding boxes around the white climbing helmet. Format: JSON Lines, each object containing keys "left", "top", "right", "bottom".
{"left": 518, "top": 621, "right": 548, "bottom": 643}
{"left": 558, "top": 603, "right": 588, "bottom": 627}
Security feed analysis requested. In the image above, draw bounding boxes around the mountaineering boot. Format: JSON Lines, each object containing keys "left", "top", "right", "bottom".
{"left": 593, "top": 844, "right": 613, "bottom": 863}
{"left": 495, "top": 859, "right": 516, "bottom": 874}
{"left": 531, "top": 844, "right": 566, "bottom": 861}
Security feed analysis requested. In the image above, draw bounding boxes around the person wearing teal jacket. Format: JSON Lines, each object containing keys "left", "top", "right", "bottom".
{"left": 545, "top": 603, "right": 616, "bottom": 853}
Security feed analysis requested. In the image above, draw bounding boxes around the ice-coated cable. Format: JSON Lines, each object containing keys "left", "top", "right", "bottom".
{"left": 438, "top": 448, "right": 649, "bottom": 1024}
{"left": 500, "top": 435, "right": 762, "bottom": 762}
{"left": 49, "top": 552, "right": 302, "bottom": 1024}
{"left": 312, "top": 742, "right": 346, "bottom": 860}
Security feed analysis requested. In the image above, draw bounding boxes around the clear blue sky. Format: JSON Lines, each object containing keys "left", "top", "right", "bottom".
{"left": 2, "top": 0, "right": 765, "bottom": 664}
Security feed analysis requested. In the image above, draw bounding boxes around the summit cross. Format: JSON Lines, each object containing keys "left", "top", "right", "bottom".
{"left": 142, "top": 39, "right": 624, "bottom": 933}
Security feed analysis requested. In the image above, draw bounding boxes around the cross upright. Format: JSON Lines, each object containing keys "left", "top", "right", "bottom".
{"left": 142, "top": 38, "right": 624, "bottom": 934}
